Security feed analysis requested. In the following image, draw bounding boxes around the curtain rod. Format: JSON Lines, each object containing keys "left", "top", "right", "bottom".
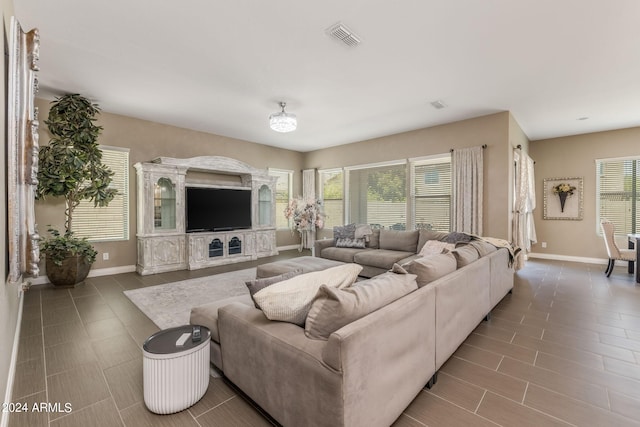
{"left": 450, "top": 144, "right": 487, "bottom": 153}
{"left": 514, "top": 144, "right": 536, "bottom": 163}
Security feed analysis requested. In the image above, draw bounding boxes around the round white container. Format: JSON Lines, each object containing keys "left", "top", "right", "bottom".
{"left": 143, "top": 325, "right": 211, "bottom": 414}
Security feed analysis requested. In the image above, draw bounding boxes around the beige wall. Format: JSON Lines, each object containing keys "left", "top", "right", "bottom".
{"left": 34, "top": 98, "right": 305, "bottom": 272}
{"left": 530, "top": 126, "right": 640, "bottom": 260}
{"left": 304, "top": 112, "right": 513, "bottom": 240}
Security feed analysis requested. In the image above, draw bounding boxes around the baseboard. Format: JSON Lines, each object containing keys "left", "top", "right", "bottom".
{"left": 528, "top": 252, "right": 610, "bottom": 265}
{"left": 29, "top": 264, "right": 137, "bottom": 286}
{"left": 277, "top": 244, "right": 302, "bottom": 252}
{"left": 1, "top": 286, "right": 24, "bottom": 427}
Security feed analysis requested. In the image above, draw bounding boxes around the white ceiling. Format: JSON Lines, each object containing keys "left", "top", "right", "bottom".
{"left": 14, "top": 0, "right": 640, "bottom": 152}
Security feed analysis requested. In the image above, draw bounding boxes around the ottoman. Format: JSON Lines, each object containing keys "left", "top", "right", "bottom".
{"left": 256, "top": 255, "right": 345, "bottom": 279}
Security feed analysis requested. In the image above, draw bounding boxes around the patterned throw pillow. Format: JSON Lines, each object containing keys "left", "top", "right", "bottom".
{"left": 335, "top": 237, "right": 366, "bottom": 249}
{"left": 333, "top": 223, "right": 356, "bottom": 240}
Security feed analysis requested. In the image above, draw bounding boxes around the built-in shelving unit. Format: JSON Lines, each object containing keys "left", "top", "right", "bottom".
{"left": 134, "top": 156, "right": 278, "bottom": 275}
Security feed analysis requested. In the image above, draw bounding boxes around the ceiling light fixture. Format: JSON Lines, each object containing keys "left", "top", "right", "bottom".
{"left": 269, "top": 102, "right": 297, "bottom": 133}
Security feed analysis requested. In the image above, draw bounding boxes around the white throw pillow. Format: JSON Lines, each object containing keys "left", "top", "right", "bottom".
{"left": 418, "top": 240, "right": 455, "bottom": 257}
{"left": 253, "top": 263, "right": 363, "bottom": 325}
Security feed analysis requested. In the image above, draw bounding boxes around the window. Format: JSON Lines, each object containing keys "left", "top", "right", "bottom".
{"left": 346, "top": 161, "right": 407, "bottom": 229}
{"left": 596, "top": 157, "right": 640, "bottom": 235}
{"left": 412, "top": 155, "right": 452, "bottom": 232}
{"left": 72, "top": 146, "right": 129, "bottom": 241}
{"left": 319, "top": 169, "right": 344, "bottom": 228}
{"left": 269, "top": 169, "right": 293, "bottom": 229}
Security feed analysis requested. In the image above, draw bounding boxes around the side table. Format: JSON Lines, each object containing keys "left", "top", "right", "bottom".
{"left": 143, "top": 325, "right": 211, "bottom": 414}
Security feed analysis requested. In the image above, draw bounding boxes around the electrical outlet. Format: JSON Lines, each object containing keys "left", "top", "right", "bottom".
{"left": 541, "top": 242, "right": 547, "bottom": 248}
{"left": 102, "top": 252, "right": 109, "bottom": 261}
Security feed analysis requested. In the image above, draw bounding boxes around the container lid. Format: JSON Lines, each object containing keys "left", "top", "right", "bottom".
{"left": 143, "top": 325, "right": 210, "bottom": 354}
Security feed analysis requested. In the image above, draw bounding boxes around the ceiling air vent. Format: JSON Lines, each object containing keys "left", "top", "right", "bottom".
{"left": 430, "top": 100, "right": 447, "bottom": 110}
{"left": 326, "top": 22, "right": 361, "bottom": 47}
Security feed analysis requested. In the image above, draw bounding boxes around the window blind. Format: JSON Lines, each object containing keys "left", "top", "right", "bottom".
{"left": 72, "top": 146, "right": 129, "bottom": 241}
{"left": 413, "top": 157, "right": 452, "bottom": 232}
{"left": 596, "top": 157, "right": 640, "bottom": 235}
{"left": 320, "top": 169, "right": 344, "bottom": 228}
{"left": 269, "top": 169, "right": 292, "bottom": 229}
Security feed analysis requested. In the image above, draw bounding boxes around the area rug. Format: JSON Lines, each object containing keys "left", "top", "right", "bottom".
{"left": 124, "top": 268, "right": 256, "bottom": 330}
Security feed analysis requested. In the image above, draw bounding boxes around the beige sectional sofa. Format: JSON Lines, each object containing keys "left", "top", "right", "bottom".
{"left": 189, "top": 230, "right": 514, "bottom": 427}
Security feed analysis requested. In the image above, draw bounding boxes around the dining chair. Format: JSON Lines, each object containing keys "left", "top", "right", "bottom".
{"left": 600, "top": 219, "right": 636, "bottom": 277}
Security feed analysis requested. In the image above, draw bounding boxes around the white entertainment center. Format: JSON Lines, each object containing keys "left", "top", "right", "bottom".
{"left": 134, "top": 156, "right": 278, "bottom": 275}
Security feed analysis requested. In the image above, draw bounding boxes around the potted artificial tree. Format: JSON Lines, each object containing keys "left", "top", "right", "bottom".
{"left": 36, "top": 94, "right": 117, "bottom": 287}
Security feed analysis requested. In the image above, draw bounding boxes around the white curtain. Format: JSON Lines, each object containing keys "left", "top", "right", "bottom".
{"left": 301, "top": 169, "right": 316, "bottom": 251}
{"left": 513, "top": 151, "right": 537, "bottom": 270}
{"left": 452, "top": 146, "right": 484, "bottom": 235}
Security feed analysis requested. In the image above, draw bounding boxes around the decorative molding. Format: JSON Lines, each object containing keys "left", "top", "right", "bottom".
{"left": 152, "top": 156, "right": 270, "bottom": 178}
{"left": 7, "top": 17, "right": 40, "bottom": 284}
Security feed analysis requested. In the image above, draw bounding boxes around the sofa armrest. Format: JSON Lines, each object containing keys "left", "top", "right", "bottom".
{"left": 321, "top": 285, "right": 436, "bottom": 426}
{"left": 314, "top": 238, "right": 335, "bottom": 257}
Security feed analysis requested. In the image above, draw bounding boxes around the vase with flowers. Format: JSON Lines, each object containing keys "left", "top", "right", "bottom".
{"left": 284, "top": 197, "right": 326, "bottom": 251}
{"left": 552, "top": 183, "right": 576, "bottom": 213}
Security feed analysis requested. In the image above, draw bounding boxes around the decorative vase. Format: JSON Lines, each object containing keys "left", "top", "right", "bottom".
{"left": 45, "top": 253, "right": 92, "bottom": 287}
{"left": 558, "top": 192, "right": 568, "bottom": 213}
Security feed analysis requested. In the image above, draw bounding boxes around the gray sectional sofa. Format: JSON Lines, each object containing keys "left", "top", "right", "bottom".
{"left": 315, "top": 228, "right": 452, "bottom": 277}
{"left": 189, "top": 230, "right": 514, "bottom": 427}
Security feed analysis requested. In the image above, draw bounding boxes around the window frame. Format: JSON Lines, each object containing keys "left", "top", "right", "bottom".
{"left": 318, "top": 168, "right": 345, "bottom": 228}
{"left": 596, "top": 155, "right": 640, "bottom": 236}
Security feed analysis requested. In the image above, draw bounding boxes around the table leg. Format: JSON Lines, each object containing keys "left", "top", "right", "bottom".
{"left": 636, "top": 237, "right": 640, "bottom": 283}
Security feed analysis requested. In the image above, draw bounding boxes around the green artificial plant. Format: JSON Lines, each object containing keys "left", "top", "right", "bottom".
{"left": 36, "top": 93, "right": 117, "bottom": 266}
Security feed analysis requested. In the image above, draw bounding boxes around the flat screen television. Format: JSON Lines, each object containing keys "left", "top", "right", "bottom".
{"left": 185, "top": 187, "right": 252, "bottom": 232}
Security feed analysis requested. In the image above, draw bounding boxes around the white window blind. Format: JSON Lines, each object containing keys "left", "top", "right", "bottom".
{"left": 319, "top": 169, "right": 344, "bottom": 228}
{"left": 269, "top": 169, "right": 292, "bottom": 229}
{"left": 412, "top": 156, "right": 452, "bottom": 232}
{"left": 596, "top": 157, "right": 640, "bottom": 235}
{"left": 347, "top": 162, "right": 407, "bottom": 229}
{"left": 72, "top": 146, "right": 129, "bottom": 241}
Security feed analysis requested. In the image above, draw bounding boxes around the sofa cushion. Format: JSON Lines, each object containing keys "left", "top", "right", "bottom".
{"left": 451, "top": 244, "right": 480, "bottom": 267}
{"left": 417, "top": 229, "right": 450, "bottom": 253}
{"left": 253, "top": 263, "right": 362, "bottom": 326}
{"left": 333, "top": 223, "right": 356, "bottom": 240}
{"left": 354, "top": 249, "right": 415, "bottom": 270}
{"left": 190, "top": 294, "right": 253, "bottom": 343}
{"left": 367, "top": 228, "right": 381, "bottom": 249}
{"left": 379, "top": 229, "right": 419, "bottom": 252}
{"left": 305, "top": 270, "right": 418, "bottom": 340}
{"left": 418, "top": 240, "right": 455, "bottom": 257}
{"left": 335, "top": 237, "right": 366, "bottom": 249}
{"left": 256, "top": 256, "right": 344, "bottom": 279}
{"left": 321, "top": 246, "right": 370, "bottom": 263}
{"left": 468, "top": 240, "right": 497, "bottom": 257}
{"left": 405, "top": 252, "right": 457, "bottom": 287}
{"left": 245, "top": 269, "right": 303, "bottom": 308}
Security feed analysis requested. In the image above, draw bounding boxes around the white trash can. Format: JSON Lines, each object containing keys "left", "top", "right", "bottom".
{"left": 143, "top": 325, "right": 211, "bottom": 414}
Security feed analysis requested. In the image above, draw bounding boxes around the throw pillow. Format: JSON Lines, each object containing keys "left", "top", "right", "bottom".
{"left": 405, "top": 252, "right": 457, "bottom": 287}
{"left": 245, "top": 269, "right": 303, "bottom": 308}
{"left": 418, "top": 240, "right": 455, "bottom": 257}
{"left": 451, "top": 245, "right": 480, "bottom": 268}
{"left": 468, "top": 240, "right": 497, "bottom": 257}
{"left": 335, "top": 237, "right": 366, "bottom": 249}
{"left": 253, "top": 263, "right": 362, "bottom": 326}
{"left": 305, "top": 271, "right": 418, "bottom": 340}
{"left": 333, "top": 223, "right": 356, "bottom": 240}
{"left": 354, "top": 224, "right": 373, "bottom": 240}
{"left": 379, "top": 229, "right": 419, "bottom": 252}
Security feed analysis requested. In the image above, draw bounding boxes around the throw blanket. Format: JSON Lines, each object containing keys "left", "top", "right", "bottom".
{"left": 449, "top": 232, "right": 520, "bottom": 267}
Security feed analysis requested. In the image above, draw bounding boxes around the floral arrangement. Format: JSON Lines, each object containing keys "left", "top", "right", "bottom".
{"left": 284, "top": 197, "right": 325, "bottom": 233}
{"left": 552, "top": 183, "right": 576, "bottom": 196}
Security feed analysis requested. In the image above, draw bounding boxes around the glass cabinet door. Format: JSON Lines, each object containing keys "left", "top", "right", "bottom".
{"left": 154, "top": 177, "right": 176, "bottom": 230}
{"left": 258, "top": 185, "right": 272, "bottom": 227}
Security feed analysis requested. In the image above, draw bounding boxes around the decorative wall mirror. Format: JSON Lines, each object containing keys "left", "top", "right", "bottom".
{"left": 7, "top": 17, "right": 40, "bottom": 284}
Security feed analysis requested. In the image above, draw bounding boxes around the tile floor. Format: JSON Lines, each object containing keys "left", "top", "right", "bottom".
{"left": 8, "top": 254, "right": 640, "bottom": 426}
